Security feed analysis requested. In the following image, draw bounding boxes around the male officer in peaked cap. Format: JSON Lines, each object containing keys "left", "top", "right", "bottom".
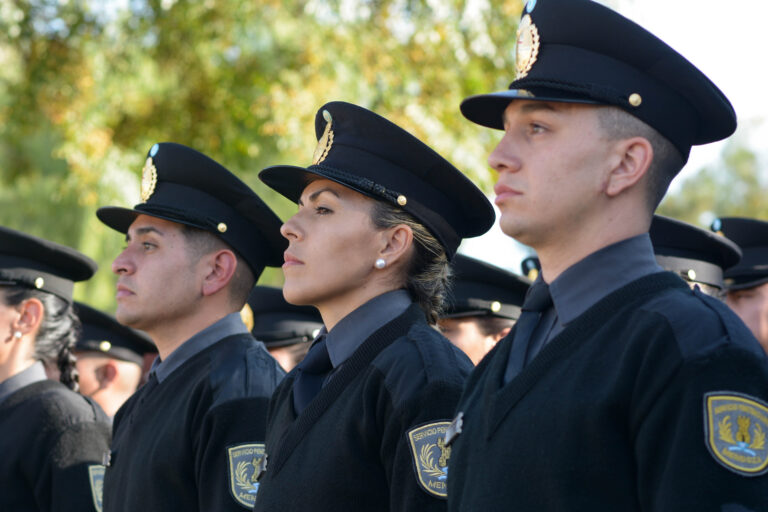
{"left": 713, "top": 217, "right": 768, "bottom": 355}
{"left": 242, "top": 286, "right": 322, "bottom": 372}
{"left": 96, "top": 143, "right": 286, "bottom": 511}
{"left": 650, "top": 215, "right": 741, "bottom": 298}
{"left": 439, "top": 254, "right": 529, "bottom": 365}
{"left": 73, "top": 302, "right": 156, "bottom": 418}
{"left": 446, "top": 0, "right": 768, "bottom": 510}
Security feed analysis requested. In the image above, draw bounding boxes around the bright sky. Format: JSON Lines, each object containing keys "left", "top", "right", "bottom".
{"left": 460, "top": 0, "right": 768, "bottom": 273}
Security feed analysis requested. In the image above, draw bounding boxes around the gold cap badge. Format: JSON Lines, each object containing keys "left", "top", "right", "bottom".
{"left": 312, "top": 110, "right": 334, "bottom": 165}
{"left": 141, "top": 157, "right": 158, "bottom": 202}
{"left": 516, "top": 15, "right": 540, "bottom": 79}
{"left": 240, "top": 303, "right": 254, "bottom": 332}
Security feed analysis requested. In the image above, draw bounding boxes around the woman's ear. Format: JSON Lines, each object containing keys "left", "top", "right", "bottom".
{"left": 604, "top": 136, "right": 654, "bottom": 198}
{"left": 378, "top": 224, "right": 414, "bottom": 269}
{"left": 13, "top": 297, "right": 44, "bottom": 338}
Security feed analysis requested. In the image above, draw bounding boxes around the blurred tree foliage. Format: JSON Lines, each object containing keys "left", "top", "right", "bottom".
{"left": 0, "top": 0, "right": 523, "bottom": 309}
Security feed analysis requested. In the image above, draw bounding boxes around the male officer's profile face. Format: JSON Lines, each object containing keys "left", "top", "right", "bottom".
{"left": 488, "top": 100, "right": 615, "bottom": 248}
{"left": 726, "top": 283, "right": 768, "bottom": 355}
{"left": 111, "top": 214, "right": 202, "bottom": 332}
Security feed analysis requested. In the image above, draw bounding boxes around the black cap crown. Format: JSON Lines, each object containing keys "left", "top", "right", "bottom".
{"left": 259, "top": 101, "right": 495, "bottom": 259}
{"left": 74, "top": 302, "right": 155, "bottom": 366}
{"left": 711, "top": 217, "right": 768, "bottom": 290}
{"left": 650, "top": 215, "right": 741, "bottom": 289}
{"left": 0, "top": 226, "right": 97, "bottom": 303}
{"left": 443, "top": 254, "right": 530, "bottom": 320}
{"left": 461, "top": 0, "right": 736, "bottom": 163}
{"left": 97, "top": 143, "right": 286, "bottom": 276}
{"left": 242, "top": 286, "right": 323, "bottom": 348}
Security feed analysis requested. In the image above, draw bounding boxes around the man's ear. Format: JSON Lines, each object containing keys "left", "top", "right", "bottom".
{"left": 96, "top": 361, "right": 118, "bottom": 388}
{"left": 377, "top": 224, "right": 413, "bottom": 269}
{"left": 492, "top": 326, "right": 512, "bottom": 342}
{"left": 604, "top": 136, "right": 654, "bottom": 198}
{"left": 201, "top": 249, "right": 238, "bottom": 297}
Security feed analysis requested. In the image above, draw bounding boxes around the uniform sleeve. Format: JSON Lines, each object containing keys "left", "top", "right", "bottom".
{"left": 381, "top": 379, "right": 464, "bottom": 512}
{"left": 47, "top": 420, "right": 111, "bottom": 512}
{"left": 634, "top": 344, "right": 768, "bottom": 511}
{"left": 196, "top": 396, "right": 271, "bottom": 511}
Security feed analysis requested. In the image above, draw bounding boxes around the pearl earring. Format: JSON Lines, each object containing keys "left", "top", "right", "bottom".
{"left": 13, "top": 331, "right": 22, "bottom": 339}
{"left": 375, "top": 258, "right": 386, "bottom": 269}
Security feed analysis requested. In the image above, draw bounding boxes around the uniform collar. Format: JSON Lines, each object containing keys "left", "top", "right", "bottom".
{"left": 549, "top": 234, "right": 663, "bottom": 325}
{"left": 150, "top": 312, "right": 249, "bottom": 383}
{"left": 0, "top": 361, "right": 48, "bottom": 405}
{"left": 324, "top": 289, "right": 412, "bottom": 368}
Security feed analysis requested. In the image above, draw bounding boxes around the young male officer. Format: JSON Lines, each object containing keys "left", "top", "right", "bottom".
{"left": 713, "top": 217, "right": 768, "bottom": 355}
{"left": 96, "top": 143, "right": 286, "bottom": 511}
{"left": 446, "top": 0, "right": 768, "bottom": 510}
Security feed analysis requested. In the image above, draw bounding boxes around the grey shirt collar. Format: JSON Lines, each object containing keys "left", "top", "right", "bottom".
{"left": 149, "top": 312, "right": 249, "bottom": 383}
{"left": 0, "top": 361, "right": 47, "bottom": 405}
{"left": 322, "top": 289, "right": 412, "bottom": 368}
{"left": 549, "top": 233, "right": 663, "bottom": 326}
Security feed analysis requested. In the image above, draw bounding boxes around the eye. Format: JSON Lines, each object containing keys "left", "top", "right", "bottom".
{"left": 315, "top": 206, "right": 332, "bottom": 215}
{"left": 142, "top": 242, "right": 156, "bottom": 250}
{"left": 530, "top": 122, "right": 547, "bottom": 134}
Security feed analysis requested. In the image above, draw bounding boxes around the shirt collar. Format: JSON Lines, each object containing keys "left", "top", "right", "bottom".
{"left": 549, "top": 233, "right": 663, "bottom": 325}
{"left": 0, "top": 361, "right": 48, "bottom": 405}
{"left": 150, "top": 312, "right": 249, "bottom": 383}
{"left": 324, "top": 289, "right": 412, "bottom": 368}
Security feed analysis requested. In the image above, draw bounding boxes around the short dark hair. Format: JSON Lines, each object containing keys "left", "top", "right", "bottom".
{"left": 179, "top": 225, "right": 255, "bottom": 308}
{"left": 596, "top": 106, "right": 684, "bottom": 211}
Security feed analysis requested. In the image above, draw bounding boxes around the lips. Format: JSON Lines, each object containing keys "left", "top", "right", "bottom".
{"left": 493, "top": 183, "right": 522, "bottom": 205}
{"left": 283, "top": 251, "right": 304, "bottom": 268}
{"left": 115, "top": 283, "right": 134, "bottom": 299}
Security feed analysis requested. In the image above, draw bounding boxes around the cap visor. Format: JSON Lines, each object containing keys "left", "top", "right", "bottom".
{"left": 96, "top": 207, "right": 141, "bottom": 234}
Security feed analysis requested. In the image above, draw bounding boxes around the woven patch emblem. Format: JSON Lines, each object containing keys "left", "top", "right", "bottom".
{"left": 87, "top": 464, "right": 105, "bottom": 512}
{"left": 227, "top": 443, "right": 265, "bottom": 508}
{"left": 705, "top": 392, "right": 768, "bottom": 476}
{"left": 407, "top": 421, "right": 452, "bottom": 498}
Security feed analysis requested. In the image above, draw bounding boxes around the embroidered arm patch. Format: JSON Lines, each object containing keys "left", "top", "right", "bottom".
{"left": 406, "top": 421, "right": 452, "bottom": 498}
{"left": 88, "top": 464, "right": 105, "bottom": 512}
{"left": 704, "top": 392, "right": 768, "bottom": 476}
{"left": 226, "top": 443, "right": 266, "bottom": 508}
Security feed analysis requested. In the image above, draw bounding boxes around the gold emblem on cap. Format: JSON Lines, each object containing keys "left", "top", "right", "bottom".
{"left": 34, "top": 277, "right": 44, "bottom": 289}
{"left": 527, "top": 268, "right": 539, "bottom": 281}
{"left": 629, "top": 93, "right": 643, "bottom": 107}
{"left": 141, "top": 157, "right": 158, "bottom": 202}
{"left": 312, "top": 110, "right": 334, "bottom": 165}
{"left": 99, "top": 341, "right": 112, "bottom": 352}
{"left": 217, "top": 222, "right": 227, "bottom": 233}
{"left": 240, "top": 303, "right": 254, "bottom": 332}
{"left": 491, "top": 301, "right": 502, "bottom": 313}
{"left": 686, "top": 269, "right": 697, "bottom": 281}
{"left": 515, "top": 15, "right": 540, "bottom": 79}
{"left": 397, "top": 195, "right": 407, "bottom": 206}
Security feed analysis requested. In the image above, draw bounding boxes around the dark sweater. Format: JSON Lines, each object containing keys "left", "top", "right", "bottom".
{"left": 0, "top": 379, "right": 111, "bottom": 512}
{"left": 448, "top": 272, "right": 768, "bottom": 511}
{"left": 103, "top": 334, "right": 284, "bottom": 511}
{"left": 253, "top": 304, "right": 473, "bottom": 512}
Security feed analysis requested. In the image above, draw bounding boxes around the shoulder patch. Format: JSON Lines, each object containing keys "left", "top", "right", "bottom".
{"left": 704, "top": 392, "right": 768, "bottom": 476}
{"left": 88, "top": 464, "right": 105, "bottom": 512}
{"left": 407, "top": 421, "right": 452, "bottom": 498}
{"left": 226, "top": 443, "right": 265, "bottom": 508}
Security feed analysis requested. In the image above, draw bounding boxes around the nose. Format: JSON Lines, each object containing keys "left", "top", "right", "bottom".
{"left": 111, "top": 247, "right": 134, "bottom": 276}
{"left": 280, "top": 215, "right": 301, "bottom": 241}
{"left": 488, "top": 132, "right": 522, "bottom": 175}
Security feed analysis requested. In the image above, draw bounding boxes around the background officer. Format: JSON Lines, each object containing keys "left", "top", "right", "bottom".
{"left": 713, "top": 216, "right": 768, "bottom": 354}
{"left": 96, "top": 142, "right": 286, "bottom": 511}
{"left": 650, "top": 215, "right": 741, "bottom": 298}
{"left": 242, "top": 286, "right": 322, "bottom": 372}
{"left": 446, "top": 0, "right": 768, "bottom": 510}
{"left": 73, "top": 302, "right": 155, "bottom": 418}
{"left": 439, "top": 254, "right": 529, "bottom": 365}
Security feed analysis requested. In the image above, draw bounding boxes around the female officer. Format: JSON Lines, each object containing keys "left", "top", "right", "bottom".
{"left": 253, "top": 101, "right": 495, "bottom": 511}
{"left": 0, "top": 226, "right": 111, "bottom": 512}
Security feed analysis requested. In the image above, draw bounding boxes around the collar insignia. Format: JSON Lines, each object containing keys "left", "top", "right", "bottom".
{"left": 312, "top": 109, "right": 334, "bottom": 165}
{"left": 516, "top": 14, "right": 540, "bottom": 79}
{"left": 407, "top": 421, "right": 452, "bottom": 498}
{"left": 704, "top": 392, "right": 768, "bottom": 476}
{"left": 227, "top": 443, "right": 266, "bottom": 508}
{"left": 140, "top": 156, "right": 158, "bottom": 202}
{"left": 88, "top": 465, "right": 105, "bottom": 512}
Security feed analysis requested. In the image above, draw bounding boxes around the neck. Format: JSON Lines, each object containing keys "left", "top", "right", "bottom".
{"left": 0, "top": 337, "right": 36, "bottom": 384}
{"left": 147, "top": 304, "right": 234, "bottom": 360}
{"left": 317, "top": 284, "right": 400, "bottom": 331}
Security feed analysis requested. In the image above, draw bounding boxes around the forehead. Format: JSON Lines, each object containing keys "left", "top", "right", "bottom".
{"left": 300, "top": 177, "right": 367, "bottom": 203}
{"left": 127, "top": 214, "right": 183, "bottom": 235}
{"left": 502, "top": 100, "right": 595, "bottom": 122}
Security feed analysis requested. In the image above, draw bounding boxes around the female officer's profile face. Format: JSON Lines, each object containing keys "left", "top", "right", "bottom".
{"left": 280, "top": 178, "right": 403, "bottom": 325}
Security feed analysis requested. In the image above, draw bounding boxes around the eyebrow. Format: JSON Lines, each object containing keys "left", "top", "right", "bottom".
{"left": 125, "top": 226, "right": 164, "bottom": 242}
{"left": 298, "top": 186, "right": 340, "bottom": 206}
{"left": 501, "top": 101, "right": 560, "bottom": 125}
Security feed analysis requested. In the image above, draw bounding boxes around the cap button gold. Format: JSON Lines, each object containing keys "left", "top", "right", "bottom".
{"left": 491, "top": 301, "right": 501, "bottom": 313}
{"left": 686, "top": 269, "right": 697, "bottom": 281}
{"left": 217, "top": 222, "right": 228, "bottom": 233}
{"left": 629, "top": 93, "right": 642, "bottom": 107}
{"left": 397, "top": 195, "right": 407, "bottom": 206}
{"left": 34, "top": 277, "right": 44, "bottom": 289}
{"left": 99, "top": 341, "right": 112, "bottom": 352}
